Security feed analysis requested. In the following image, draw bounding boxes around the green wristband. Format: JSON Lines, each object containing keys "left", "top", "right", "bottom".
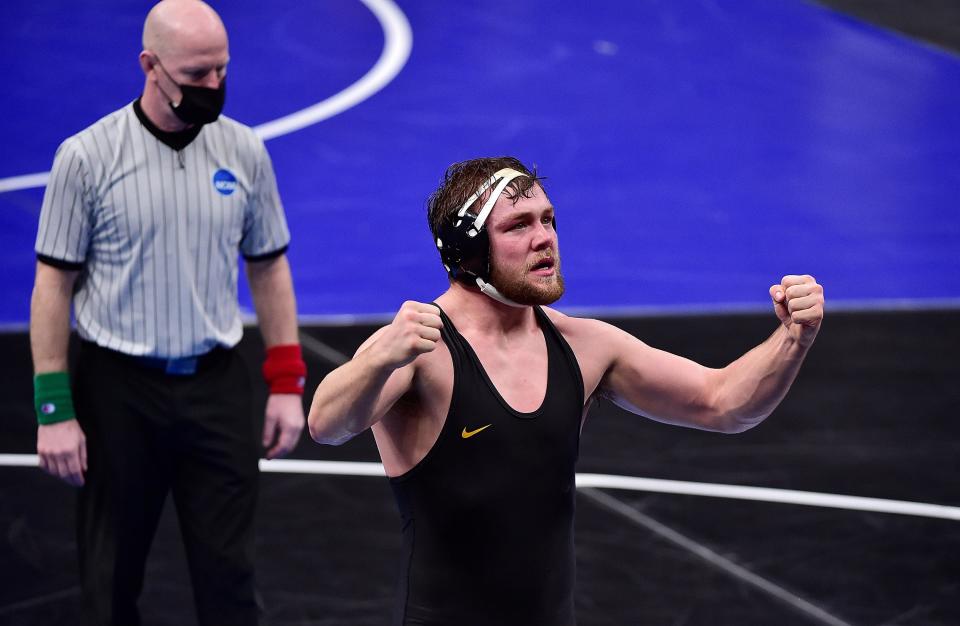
{"left": 34, "top": 372, "right": 76, "bottom": 425}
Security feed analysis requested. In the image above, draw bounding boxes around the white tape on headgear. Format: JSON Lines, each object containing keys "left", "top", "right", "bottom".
{"left": 454, "top": 168, "right": 530, "bottom": 236}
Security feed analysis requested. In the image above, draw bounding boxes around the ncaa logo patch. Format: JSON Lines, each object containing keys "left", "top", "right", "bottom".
{"left": 212, "top": 169, "right": 238, "bottom": 196}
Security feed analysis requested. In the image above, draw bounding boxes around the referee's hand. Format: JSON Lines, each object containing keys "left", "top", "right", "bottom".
{"left": 262, "top": 394, "right": 305, "bottom": 459}
{"left": 37, "top": 419, "right": 87, "bottom": 486}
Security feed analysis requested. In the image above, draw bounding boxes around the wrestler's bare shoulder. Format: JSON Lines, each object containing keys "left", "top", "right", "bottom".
{"left": 540, "top": 306, "right": 631, "bottom": 368}
{"left": 541, "top": 306, "right": 622, "bottom": 345}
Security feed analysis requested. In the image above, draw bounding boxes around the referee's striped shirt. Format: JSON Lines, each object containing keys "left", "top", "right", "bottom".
{"left": 35, "top": 101, "right": 290, "bottom": 358}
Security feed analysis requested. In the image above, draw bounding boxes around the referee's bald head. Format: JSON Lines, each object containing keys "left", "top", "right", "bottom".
{"left": 142, "top": 0, "right": 228, "bottom": 62}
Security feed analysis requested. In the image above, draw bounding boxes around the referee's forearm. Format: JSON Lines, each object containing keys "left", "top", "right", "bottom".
{"left": 29, "top": 262, "right": 78, "bottom": 373}
{"left": 246, "top": 254, "right": 299, "bottom": 347}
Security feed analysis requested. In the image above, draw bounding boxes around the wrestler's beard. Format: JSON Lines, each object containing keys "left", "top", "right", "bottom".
{"left": 488, "top": 252, "right": 565, "bottom": 306}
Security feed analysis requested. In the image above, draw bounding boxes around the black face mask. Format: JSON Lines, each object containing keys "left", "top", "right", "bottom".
{"left": 155, "top": 58, "right": 226, "bottom": 125}
{"left": 171, "top": 80, "right": 226, "bottom": 125}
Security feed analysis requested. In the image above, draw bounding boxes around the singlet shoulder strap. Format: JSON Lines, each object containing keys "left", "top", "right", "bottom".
{"left": 534, "top": 306, "right": 585, "bottom": 408}
{"left": 431, "top": 303, "right": 465, "bottom": 371}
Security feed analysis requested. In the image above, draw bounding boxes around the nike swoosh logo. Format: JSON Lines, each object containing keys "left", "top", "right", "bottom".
{"left": 461, "top": 424, "right": 493, "bottom": 439}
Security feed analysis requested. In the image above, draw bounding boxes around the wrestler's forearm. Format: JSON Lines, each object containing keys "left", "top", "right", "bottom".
{"left": 711, "top": 325, "right": 810, "bottom": 432}
{"left": 307, "top": 346, "right": 410, "bottom": 445}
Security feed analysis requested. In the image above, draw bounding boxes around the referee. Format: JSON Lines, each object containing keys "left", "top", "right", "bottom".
{"left": 30, "top": 2, "right": 306, "bottom": 624}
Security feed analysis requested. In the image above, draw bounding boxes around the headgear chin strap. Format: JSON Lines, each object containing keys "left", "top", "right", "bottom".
{"left": 436, "top": 168, "right": 530, "bottom": 307}
{"left": 477, "top": 277, "right": 524, "bottom": 308}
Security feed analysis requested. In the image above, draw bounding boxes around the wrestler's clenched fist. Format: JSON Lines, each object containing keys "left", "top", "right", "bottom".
{"left": 769, "top": 275, "right": 824, "bottom": 347}
{"left": 376, "top": 301, "right": 444, "bottom": 369}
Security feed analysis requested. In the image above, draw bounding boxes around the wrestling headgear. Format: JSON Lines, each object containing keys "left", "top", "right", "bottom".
{"left": 435, "top": 168, "right": 531, "bottom": 307}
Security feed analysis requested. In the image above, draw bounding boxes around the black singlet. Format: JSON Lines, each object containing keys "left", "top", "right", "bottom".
{"left": 389, "top": 305, "right": 584, "bottom": 626}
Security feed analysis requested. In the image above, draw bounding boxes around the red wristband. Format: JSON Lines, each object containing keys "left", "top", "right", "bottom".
{"left": 263, "top": 344, "right": 307, "bottom": 395}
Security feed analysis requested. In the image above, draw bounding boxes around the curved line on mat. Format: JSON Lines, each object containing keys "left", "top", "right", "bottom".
{"left": 252, "top": 0, "right": 411, "bottom": 140}
{"left": 3, "top": 454, "right": 957, "bottom": 521}
{"left": 0, "top": 0, "right": 412, "bottom": 194}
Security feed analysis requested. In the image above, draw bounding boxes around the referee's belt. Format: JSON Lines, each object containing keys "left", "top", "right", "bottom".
{"left": 81, "top": 341, "right": 230, "bottom": 376}
{"left": 130, "top": 348, "right": 228, "bottom": 375}
{"left": 79, "top": 344, "right": 228, "bottom": 376}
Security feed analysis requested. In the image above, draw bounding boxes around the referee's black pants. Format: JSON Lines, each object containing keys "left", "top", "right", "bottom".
{"left": 74, "top": 341, "right": 259, "bottom": 626}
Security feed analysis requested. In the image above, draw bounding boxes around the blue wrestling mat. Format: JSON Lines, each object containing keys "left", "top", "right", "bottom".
{"left": 1, "top": 0, "right": 958, "bottom": 324}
